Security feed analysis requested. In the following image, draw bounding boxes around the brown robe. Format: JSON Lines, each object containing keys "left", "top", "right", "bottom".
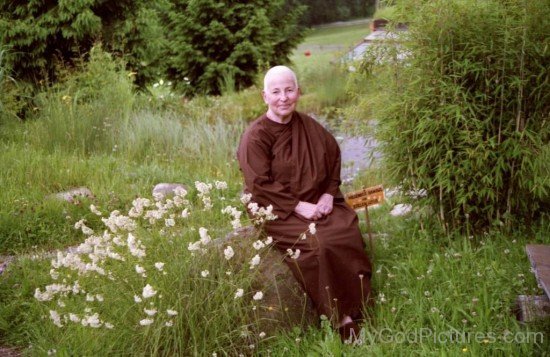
{"left": 237, "top": 111, "right": 372, "bottom": 322}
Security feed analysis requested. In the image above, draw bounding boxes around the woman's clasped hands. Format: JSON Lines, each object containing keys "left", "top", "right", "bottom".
{"left": 294, "top": 193, "right": 334, "bottom": 221}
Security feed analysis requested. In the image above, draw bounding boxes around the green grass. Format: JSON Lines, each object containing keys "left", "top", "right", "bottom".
{"left": 263, "top": 209, "right": 550, "bottom": 355}
{"left": 299, "top": 22, "right": 370, "bottom": 48}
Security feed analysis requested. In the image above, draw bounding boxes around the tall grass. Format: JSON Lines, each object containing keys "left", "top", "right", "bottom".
{"left": 0, "top": 46, "right": 246, "bottom": 254}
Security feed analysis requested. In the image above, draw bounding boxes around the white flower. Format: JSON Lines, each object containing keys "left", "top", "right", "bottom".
{"left": 135, "top": 265, "right": 146, "bottom": 275}
{"left": 259, "top": 332, "right": 266, "bottom": 338}
{"left": 253, "top": 291, "right": 263, "bottom": 301}
{"left": 90, "top": 204, "right": 102, "bottom": 216}
{"left": 174, "top": 186, "right": 187, "bottom": 197}
{"left": 252, "top": 240, "right": 265, "bottom": 250}
{"left": 188, "top": 241, "right": 201, "bottom": 251}
{"left": 215, "top": 181, "right": 228, "bottom": 190}
{"left": 96, "top": 294, "right": 104, "bottom": 302}
{"left": 234, "top": 288, "right": 244, "bottom": 299}
{"left": 201, "top": 270, "right": 210, "bottom": 277}
{"left": 247, "top": 202, "right": 259, "bottom": 214}
{"left": 81, "top": 225, "right": 94, "bottom": 236}
{"left": 195, "top": 181, "right": 213, "bottom": 195}
{"left": 139, "top": 318, "right": 154, "bottom": 326}
{"left": 144, "top": 308, "right": 157, "bottom": 316}
{"left": 104, "top": 322, "right": 114, "bottom": 329}
{"left": 142, "top": 284, "right": 157, "bottom": 299}
{"left": 134, "top": 295, "right": 142, "bottom": 303}
{"left": 74, "top": 219, "right": 85, "bottom": 229}
{"left": 199, "top": 227, "right": 211, "bottom": 245}
{"left": 49, "top": 310, "right": 63, "bottom": 327}
{"left": 166, "top": 309, "right": 178, "bottom": 316}
{"left": 165, "top": 218, "right": 175, "bottom": 227}
{"left": 249, "top": 254, "right": 261, "bottom": 269}
{"left": 154, "top": 262, "right": 165, "bottom": 271}
{"left": 240, "top": 193, "right": 252, "bottom": 204}
{"left": 181, "top": 208, "right": 189, "bottom": 218}
{"left": 308, "top": 223, "right": 316, "bottom": 235}
{"left": 165, "top": 320, "right": 174, "bottom": 327}
{"left": 85, "top": 313, "right": 102, "bottom": 328}
{"left": 69, "top": 313, "right": 80, "bottom": 323}
{"left": 264, "top": 236, "right": 273, "bottom": 245}
{"left": 287, "top": 248, "right": 301, "bottom": 259}
{"left": 224, "top": 246, "right": 235, "bottom": 260}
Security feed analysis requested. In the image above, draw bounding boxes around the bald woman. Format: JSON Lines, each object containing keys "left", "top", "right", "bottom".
{"left": 237, "top": 66, "right": 372, "bottom": 340}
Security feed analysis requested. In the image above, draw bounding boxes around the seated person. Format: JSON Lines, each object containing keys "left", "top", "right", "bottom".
{"left": 237, "top": 66, "right": 373, "bottom": 340}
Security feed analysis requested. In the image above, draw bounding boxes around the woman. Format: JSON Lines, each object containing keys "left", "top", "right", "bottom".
{"left": 237, "top": 66, "right": 372, "bottom": 340}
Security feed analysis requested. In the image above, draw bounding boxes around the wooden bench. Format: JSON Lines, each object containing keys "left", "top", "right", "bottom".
{"left": 516, "top": 244, "right": 550, "bottom": 322}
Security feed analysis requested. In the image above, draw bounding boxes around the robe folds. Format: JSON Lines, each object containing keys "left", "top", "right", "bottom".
{"left": 237, "top": 111, "right": 372, "bottom": 322}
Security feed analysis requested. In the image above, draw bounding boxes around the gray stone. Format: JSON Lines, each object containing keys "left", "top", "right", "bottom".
{"left": 51, "top": 187, "right": 94, "bottom": 203}
{"left": 217, "top": 226, "right": 318, "bottom": 335}
{"left": 152, "top": 183, "right": 188, "bottom": 197}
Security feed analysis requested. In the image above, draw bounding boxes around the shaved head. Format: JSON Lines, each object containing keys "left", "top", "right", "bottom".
{"left": 263, "top": 65, "right": 299, "bottom": 91}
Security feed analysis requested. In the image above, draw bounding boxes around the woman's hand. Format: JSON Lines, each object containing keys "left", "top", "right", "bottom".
{"left": 316, "top": 193, "right": 334, "bottom": 216}
{"left": 294, "top": 201, "right": 322, "bottom": 220}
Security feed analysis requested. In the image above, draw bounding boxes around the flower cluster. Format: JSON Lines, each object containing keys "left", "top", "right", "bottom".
{"left": 34, "top": 186, "right": 198, "bottom": 330}
{"left": 222, "top": 205, "right": 242, "bottom": 229}
{"left": 195, "top": 181, "right": 213, "bottom": 210}
{"left": 35, "top": 179, "right": 280, "bottom": 334}
{"left": 247, "top": 202, "right": 277, "bottom": 225}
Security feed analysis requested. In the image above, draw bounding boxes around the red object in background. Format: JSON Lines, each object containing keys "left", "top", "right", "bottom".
{"left": 304, "top": 50, "right": 311, "bottom": 57}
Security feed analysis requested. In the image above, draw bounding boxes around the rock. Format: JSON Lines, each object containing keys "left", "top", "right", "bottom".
{"left": 390, "top": 203, "right": 412, "bottom": 216}
{"left": 152, "top": 183, "right": 188, "bottom": 197}
{"left": 51, "top": 187, "right": 94, "bottom": 203}
{"left": 217, "top": 226, "right": 318, "bottom": 335}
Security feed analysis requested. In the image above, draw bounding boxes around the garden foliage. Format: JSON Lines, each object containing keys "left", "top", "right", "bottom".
{"left": 362, "top": 0, "right": 549, "bottom": 231}
{"left": 164, "top": 0, "right": 305, "bottom": 95}
{"left": 0, "top": 0, "right": 144, "bottom": 84}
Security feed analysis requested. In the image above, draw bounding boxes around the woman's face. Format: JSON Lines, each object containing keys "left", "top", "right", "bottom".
{"left": 262, "top": 73, "right": 300, "bottom": 122}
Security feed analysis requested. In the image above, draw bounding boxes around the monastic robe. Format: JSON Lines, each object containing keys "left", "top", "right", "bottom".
{"left": 237, "top": 111, "right": 372, "bottom": 322}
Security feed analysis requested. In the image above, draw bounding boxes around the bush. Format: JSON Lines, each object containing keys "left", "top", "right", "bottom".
{"left": 28, "top": 46, "right": 135, "bottom": 155}
{"left": 361, "top": 0, "right": 549, "bottom": 231}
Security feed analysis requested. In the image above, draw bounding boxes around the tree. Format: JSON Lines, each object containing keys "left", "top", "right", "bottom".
{"left": 0, "top": 0, "right": 143, "bottom": 84}
{"left": 164, "top": 0, "right": 305, "bottom": 96}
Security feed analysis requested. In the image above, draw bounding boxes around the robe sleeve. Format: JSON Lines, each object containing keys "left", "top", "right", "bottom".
{"left": 324, "top": 131, "right": 342, "bottom": 197}
{"left": 237, "top": 135, "right": 299, "bottom": 220}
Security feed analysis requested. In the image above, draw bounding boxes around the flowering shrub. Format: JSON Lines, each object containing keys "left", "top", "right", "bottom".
{"left": 32, "top": 180, "right": 281, "bottom": 354}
